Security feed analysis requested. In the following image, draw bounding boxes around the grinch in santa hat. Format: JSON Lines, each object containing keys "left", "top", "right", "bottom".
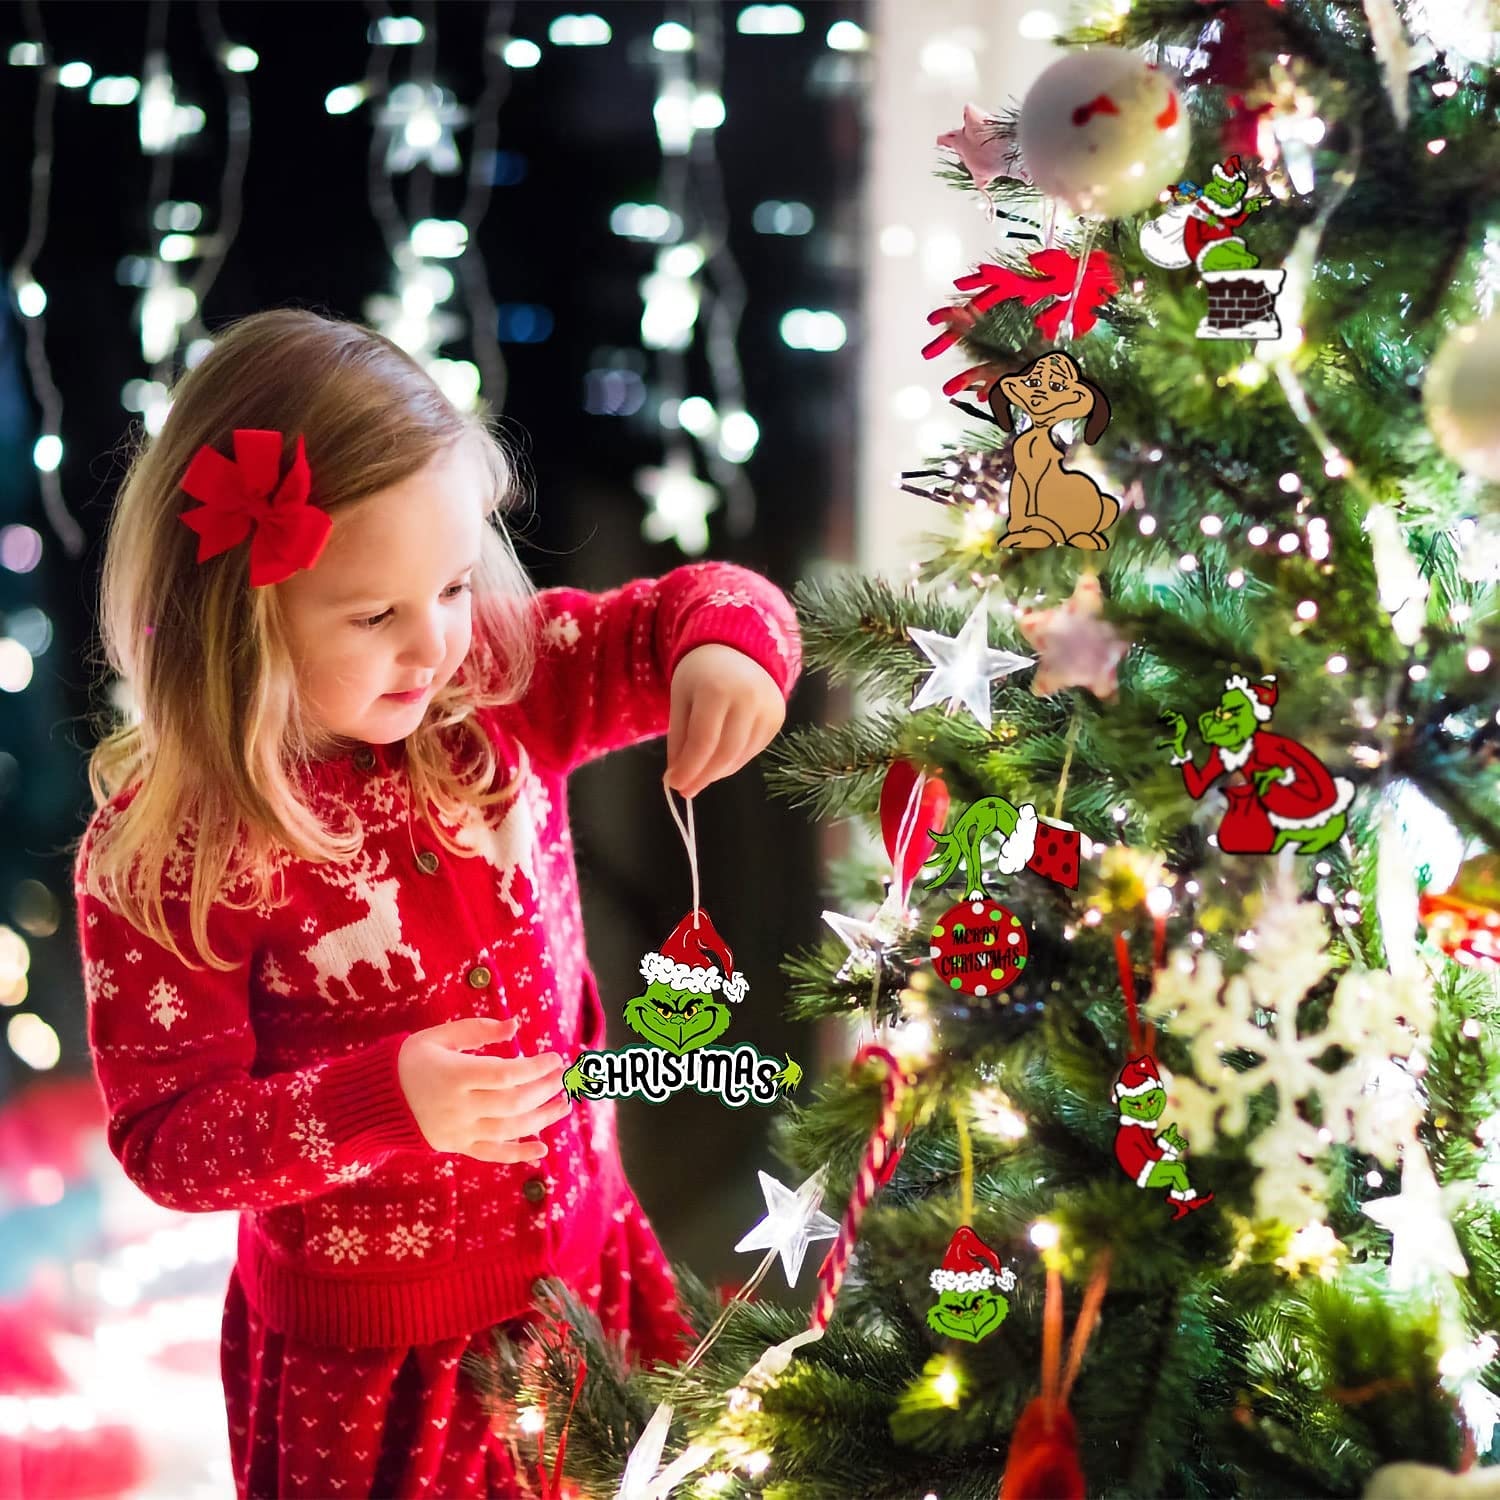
{"left": 623, "top": 908, "right": 748, "bottom": 1056}
{"left": 1113, "top": 1055, "right": 1214, "bottom": 1222}
{"left": 1139, "top": 154, "right": 1270, "bottom": 274}
{"left": 1159, "top": 674, "right": 1354, "bottom": 856}
{"left": 927, "top": 1225, "right": 1017, "bottom": 1343}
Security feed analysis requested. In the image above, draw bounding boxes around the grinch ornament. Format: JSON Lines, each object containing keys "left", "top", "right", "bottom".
{"left": 927, "top": 1226, "right": 1016, "bottom": 1343}
{"left": 1158, "top": 674, "right": 1354, "bottom": 856}
{"left": 562, "top": 788, "right": 802, "bottom": 1107}
{"left": 1139, "top": 155, "right": 1287, "bottom": 340}
{"left": 923, "top": 795, "right": 1080, "bottom": 997}
{"left": 1113, "top": 1055, "right": 1214, "bottom": 1221}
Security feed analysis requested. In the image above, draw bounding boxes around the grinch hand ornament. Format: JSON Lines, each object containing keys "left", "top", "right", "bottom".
{"left": 1158, "top": 674, "right": 1355, "bottom": 856}
{"left": 1113, "top": 1055, "right": 1214, "bottom": 1221}
{"left": 927, "top": 1226, "right": 1016, "bottom": 1343}
{"left": 922, "top": 795, "right": 1080, "bottom": 998}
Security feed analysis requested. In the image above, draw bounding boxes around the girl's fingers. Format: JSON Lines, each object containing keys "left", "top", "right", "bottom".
{"left": 466, "top": 1137, "right": 548, "bottom": 1164}
{"left": 456, "top": 1050, "right": 564, "bottom": 1089}
{"left": 468, "top": 1071, "right": 570, "bottom": 1116}
{"left": 668, "top": 692, "right": 730, "bottom": 796}
{"left": 476, "top": 1094, "right": 574, "bottom": 1142}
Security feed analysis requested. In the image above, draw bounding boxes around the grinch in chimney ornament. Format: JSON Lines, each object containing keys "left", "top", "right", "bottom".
{"left": 1138, "top": 154, "right": 1286, "bottom": 341}
{"left": 1113, "top": 1055, "right": 1214, "bottom": 1222}
{"left": 1157, "top": 674, "right": 1354, "bottom": 856}
{"left": 927, "top": 1226, "right": 1017, "bottom": 1343}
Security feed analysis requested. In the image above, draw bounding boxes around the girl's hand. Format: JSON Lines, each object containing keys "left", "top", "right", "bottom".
{"left": 665, "top": 643, "right": 787, "bottom": 799}
{"left": 397, "top": 1016, "right": 571, "bottom": 1164}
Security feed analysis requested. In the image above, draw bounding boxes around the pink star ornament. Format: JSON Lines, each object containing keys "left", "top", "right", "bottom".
{"left": 936, "top": 103, "right": 1025, "bottom": 190}
{"left": 1017, "top": 573, "right": 1130, "bottom": 699}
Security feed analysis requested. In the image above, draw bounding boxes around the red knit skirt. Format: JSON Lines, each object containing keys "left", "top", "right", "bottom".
{"left": 221, "top": 1196, "right": 693, "bottom": 1499}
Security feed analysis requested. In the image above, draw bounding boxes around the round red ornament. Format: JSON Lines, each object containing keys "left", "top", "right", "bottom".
{"left": 929, "top": 898, "right": 1028, "bottom": 997}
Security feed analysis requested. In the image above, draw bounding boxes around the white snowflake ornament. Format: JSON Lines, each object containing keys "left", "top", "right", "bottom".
{"left": 1146, "top": 877, "right": 1434, "bottom": 1227}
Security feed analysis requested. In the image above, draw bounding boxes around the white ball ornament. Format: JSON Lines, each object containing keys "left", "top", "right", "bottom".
{"left": 1424, "top": 315, "right": 1500, "bottom": 481}
{"left": 1017, "top": 48, "right": 1189, "bottom": 219}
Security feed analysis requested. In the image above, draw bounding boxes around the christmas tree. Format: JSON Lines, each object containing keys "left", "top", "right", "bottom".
{"left": 474, "top": 2, "right": 1500, "bottom": 1496}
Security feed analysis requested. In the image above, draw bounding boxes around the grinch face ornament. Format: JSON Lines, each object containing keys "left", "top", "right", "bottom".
{"left": 562, "top": 909, "right": 801, "bottom": 1108}
{"left": 923, "top": 796, "right": 1080, "bottom": 998}
{"left": 1157, "top": 673, "right": 1354, "bottom": 856}
{"left": 927, "top": 1226, "right": 1016, "bottom": 1343}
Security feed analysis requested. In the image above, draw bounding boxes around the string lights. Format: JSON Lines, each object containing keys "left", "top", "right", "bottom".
{"left": 350, "top": 3, "right": 516, "bottom": 413}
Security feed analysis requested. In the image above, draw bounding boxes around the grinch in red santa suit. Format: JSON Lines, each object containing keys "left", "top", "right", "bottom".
{"left": 1113, "top": 1055, "right": 1213, "bottom": 1222}
{"left": 1158, "top": 674, "right": 1354, "bottom": 856}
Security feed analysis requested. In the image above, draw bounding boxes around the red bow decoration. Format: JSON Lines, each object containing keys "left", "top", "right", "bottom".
{"left": 923, "top": 249, "right": 1119, "bottom": 365}
{"left": 178, "top": 429, "right": 333, "bottom": 588}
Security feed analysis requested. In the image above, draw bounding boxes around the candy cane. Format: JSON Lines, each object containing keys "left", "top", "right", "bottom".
{"left": 809, "top": 1045, "right": 909, "bottom": 1335}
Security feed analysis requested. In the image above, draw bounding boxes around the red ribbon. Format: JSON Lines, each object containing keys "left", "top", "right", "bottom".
{"left": 922, "top": 249, "right": 1119, "bottom": 360}
{"left": 178, "top": 429, "right": 333, "bottom": 587}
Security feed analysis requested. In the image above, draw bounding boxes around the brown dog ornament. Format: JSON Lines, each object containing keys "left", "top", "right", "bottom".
{"left": 990, "top": 351, "right": 1120, "bottom": 550}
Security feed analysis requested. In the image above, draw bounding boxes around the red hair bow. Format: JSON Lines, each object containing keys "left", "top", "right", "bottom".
{"left": 177, "top": 429, "right": 333, "bottom": 588}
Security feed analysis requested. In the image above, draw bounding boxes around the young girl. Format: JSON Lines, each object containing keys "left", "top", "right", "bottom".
{"left": 73, "top": 308, "right": 803, "bottom": 1498}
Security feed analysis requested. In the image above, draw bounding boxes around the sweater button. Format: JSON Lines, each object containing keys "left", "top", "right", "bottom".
{"left": 467, "top": 965, "right": 492, "bottom": 988}
{"left": 415, "top": 850, "right": 439, "bottom": 874}
{"left": 523, "top": 1177, "right": 548, "bottom": 1205}
{"left": 353, "top": 747, "right": 376, "bottom": 771}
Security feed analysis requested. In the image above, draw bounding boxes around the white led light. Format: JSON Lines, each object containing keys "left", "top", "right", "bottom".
{"left": 549, "top": 13, "right": 611, "bottom": 45}
{"left": 1327, "top": 654, "right": 1348, "bottom": 674}
{"left": 718, "top": 410, "right": 760, "bottom": 462}
{"left": 89, "top": 75, "right": 140, "bottom": 106}
{"left": 1469, "top": 647, "right": 1492, "bottom": 673}
{"left": 32, "top": 435, "right": 62, "bottom": 472}
{"left": 1248, "top": 525, "right": 1269, "bottom": 545}
{"left": 1180, "top": 553, "right": 1198, "bottom": 570}
{"left": 1408, "top": 663, "right": 1427, "bottom": 681}
{"left": 1278, "top": 532, "right": 1299, "bottom": 553}
{"left": 159, "top": 234, "right": 196, "bottom": 262}
{"left": 878, "top": 223, "right": 915, "bottom": 257}
{"left": 1018, "top": 9, "right": 1062, "bottom": 38}
{"left": 1227, "top": 569, "right": 1245, "bottom": 587}
{"left": 224, "top": 45, "right": 259, "bottom": 72}
{"left": 325, "top": 83, "right": 367, "bottom": 115}
{"left": 8, "top": 43, "right": 44, "bottom": 66}
{"left": 677, "top": 396, "right": 717, "bottom": 435}
{"left": 779, "top": 309, "right": 846, "bottom": 351}
{"left": 653, "top": 21, "right": 694, "bottom": 50}
{"left": 57, "top": 61, "right": 92, "bottom": 88}
{"left": 690, "top": 90, "right": 725, "bottom": 129}
{"left": 14, "top": 279, "right": 45, "bottom": 317}
{"left": 1296, "top": 600, "right": 1317, "bottom": 620}
{"left": 1138, "top": 515, "right": 1157, "bottom": 535}
{"left": 501, "top": 38, "right": 541, "bottom": 67}
{"left": 1030, "top": 1221, "right": 1060, "bottom": 1250}
{"left": 371, "top": 15, "right": 425, "bottom": 45}
{"left": 409, "top": 219, "right": 468, "bottom": 257}
{"left": 1200, "top": 514, "right": 1222, "bottom": 536}
{"left": 1279, "top": 471, "right": 1301, "bottom": 493}
{"left": 737, "top": 4, "right": 804, "bottom": 34}
{"left": 826, "top": 20, "right": 869, "bottom": 50}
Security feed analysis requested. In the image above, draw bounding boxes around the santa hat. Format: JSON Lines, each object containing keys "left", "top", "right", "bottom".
{"left": 1225, "top": 672, "right": 1277, "bottom": 723}
{"left": 1114, "top": 1054, "right": 1165, "bottom": 1099}
{"left": 639, "top": 909, "right": 748, "bottom": 1004}
{"left": 929, "top": 1225, "right": 1014, "bottom": 1294}
{"left": 1212, "top": 154, "right": 1246, "bottom": 183}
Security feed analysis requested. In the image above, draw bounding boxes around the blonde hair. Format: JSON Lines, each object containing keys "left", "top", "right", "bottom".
{"left": 76, "top": 307, "right": 542, "bottom": 972}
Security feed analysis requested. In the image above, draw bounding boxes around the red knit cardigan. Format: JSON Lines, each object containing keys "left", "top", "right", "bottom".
{"left": 75, "top": 562, "right": 802, "bottom": 1348}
